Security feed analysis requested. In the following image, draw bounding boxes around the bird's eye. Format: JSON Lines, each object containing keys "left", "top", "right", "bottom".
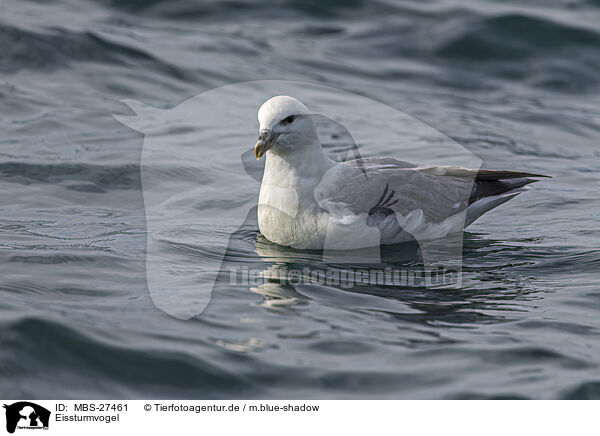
{"left": 282, "top": 115, "right": 295, "bottom": 124}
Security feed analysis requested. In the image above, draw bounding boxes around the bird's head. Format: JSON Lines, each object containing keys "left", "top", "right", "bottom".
{"left": 254, "top": 96, "right": 318, "bottom": 159}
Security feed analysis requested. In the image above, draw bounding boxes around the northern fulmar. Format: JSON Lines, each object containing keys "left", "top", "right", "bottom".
{"left": 253, "top": 95, "right": 548, "bottom": 250}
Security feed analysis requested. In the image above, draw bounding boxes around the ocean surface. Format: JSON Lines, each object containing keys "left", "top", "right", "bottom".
{"left": 1, "top": 0, "right": 600, "bottom": 399}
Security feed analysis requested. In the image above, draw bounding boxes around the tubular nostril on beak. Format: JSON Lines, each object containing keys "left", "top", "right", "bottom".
{"left": 259, "top": 129, "right": 271, "bottom": 141}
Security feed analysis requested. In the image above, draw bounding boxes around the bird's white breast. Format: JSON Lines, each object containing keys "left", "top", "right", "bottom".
{"left": 257, "top": 153, "right": 328, "bottom": 249}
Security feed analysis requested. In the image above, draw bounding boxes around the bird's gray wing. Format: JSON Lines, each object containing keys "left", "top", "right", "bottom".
{"left": 314, "top": 158, "right": 475, "bottom": 223}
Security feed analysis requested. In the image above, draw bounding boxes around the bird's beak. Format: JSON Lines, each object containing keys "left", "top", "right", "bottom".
{"left": 254, "top": 129, "right": 278, "bottom": 159}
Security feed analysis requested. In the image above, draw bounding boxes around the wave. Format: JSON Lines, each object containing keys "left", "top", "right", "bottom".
{"left": 436, "top": 14, "right": 600, "bottom": 60}
{"left": 97, "top": 0, "right": 369, "bottom": 18}
{"left": 0, "top": 162, "right": 140, "bottom": 191}
{"left": 0, "top": 22, "right": 189, "bottom": 78}
{"left": 1, "top": 317, "right": 257, "bottom": 398}
{"left": 561, "top": 381, "right": 600, "bottom": 399}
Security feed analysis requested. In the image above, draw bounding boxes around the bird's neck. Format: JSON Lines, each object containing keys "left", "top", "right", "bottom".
{"left": 263, "top": 140, "right": 335, "bottom": 186}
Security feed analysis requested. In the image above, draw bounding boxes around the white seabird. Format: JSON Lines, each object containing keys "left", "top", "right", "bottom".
{"left": 254, "top": 95, "right": 548, "bottom": 250}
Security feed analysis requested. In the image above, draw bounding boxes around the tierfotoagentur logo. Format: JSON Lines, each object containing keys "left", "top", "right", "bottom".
{"left": 227, "top": 265, "right": 460, "bottom": 289}
{"left": 3, "top": 402, "right": 50, "bottom": 434}
{"left": 115, "top": 80, "right": 483, "bottom": 319}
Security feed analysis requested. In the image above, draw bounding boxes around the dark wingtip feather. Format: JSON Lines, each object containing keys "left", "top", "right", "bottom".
{"left": 469, "top": 176, "right": 543, "bottom": 205}
{"left": 475, "top": 169, "right": 551, "bottom": 180}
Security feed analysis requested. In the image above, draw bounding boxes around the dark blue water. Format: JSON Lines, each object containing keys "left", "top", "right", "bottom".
{"left": 1, "top": 0, "right": 600, "bottom": 399}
